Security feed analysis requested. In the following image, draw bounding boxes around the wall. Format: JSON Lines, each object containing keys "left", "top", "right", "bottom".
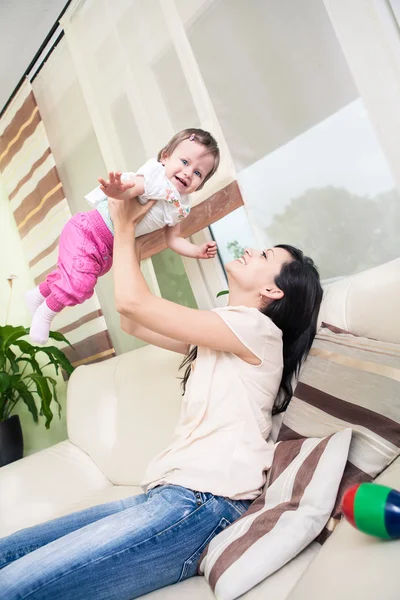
{"left": 0, "top": 178, "right": 67, "bottom": 455}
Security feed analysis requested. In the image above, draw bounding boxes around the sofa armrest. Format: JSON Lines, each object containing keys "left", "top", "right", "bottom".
{"left": 0, "top": 440, "right": 112, "bottom": 538}
{"left": 287, "top": 456, "right": 400, "bottom": 600}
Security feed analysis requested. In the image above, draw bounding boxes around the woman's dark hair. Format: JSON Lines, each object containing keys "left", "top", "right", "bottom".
{"left": 180, "top": 244, "right": 323, "bottom": 415}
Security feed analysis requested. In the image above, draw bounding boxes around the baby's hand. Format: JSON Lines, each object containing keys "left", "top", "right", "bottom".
{"left": 98, "top": 171, "right": 135, "bottom": 200}
{"left": 197, "top": 241, "right": 218, "bottom": 260}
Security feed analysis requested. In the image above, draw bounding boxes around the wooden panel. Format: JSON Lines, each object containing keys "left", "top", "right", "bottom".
{"left": 137, "top": 180, "right": 243, "bottom": 260}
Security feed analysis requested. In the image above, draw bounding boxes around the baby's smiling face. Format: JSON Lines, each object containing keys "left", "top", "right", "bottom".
{"left": 162, "top": 139, "right": 216, "bottom": 194}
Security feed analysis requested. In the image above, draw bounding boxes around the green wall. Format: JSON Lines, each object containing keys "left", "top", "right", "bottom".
{"left": 0, "top": 178, "right": 67, "bottom": 456}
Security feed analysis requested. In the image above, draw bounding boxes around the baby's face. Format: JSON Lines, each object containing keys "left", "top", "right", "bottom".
{"left": 162, "top": 139, "right": 215, "bottom": 194}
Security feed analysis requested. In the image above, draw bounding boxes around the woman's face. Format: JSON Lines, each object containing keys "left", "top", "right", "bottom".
{"left": 226, "top": 247, "right": 292, "bottom": 300}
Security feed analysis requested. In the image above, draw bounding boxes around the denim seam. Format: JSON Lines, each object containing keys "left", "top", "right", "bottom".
{"left": 178, "top": 516, "right": 231, "bottom": 582}
{"left": 224, "top": 498, "right": 249, "bottom": 517}
{"left": 20, "top": 496, "right": 218, "bottom": 599}
{"left": 1, "top": 547, "right": 39, "bottom": 569}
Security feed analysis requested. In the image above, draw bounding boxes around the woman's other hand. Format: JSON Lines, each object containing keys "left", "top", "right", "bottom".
{"left": 108, "top": 196, "right": 156, "bottom": 229}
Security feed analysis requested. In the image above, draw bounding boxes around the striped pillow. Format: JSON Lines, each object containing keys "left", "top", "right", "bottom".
{"left": 278, "top": 324, "right": 400, "bottom": 541}
{"left": 199, "top": 429, "right": 351, "bottom": 600}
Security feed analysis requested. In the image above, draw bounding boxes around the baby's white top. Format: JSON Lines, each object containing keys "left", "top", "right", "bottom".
{"left": 84, "top": 158, "right": 191, "bottom": 237}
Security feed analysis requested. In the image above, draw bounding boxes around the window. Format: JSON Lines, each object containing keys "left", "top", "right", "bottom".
{"left": 210, "top": 206, "right": 256, "bottom": 266}
{"left": 183, "top": 0, "right": 400, "bottom": 279}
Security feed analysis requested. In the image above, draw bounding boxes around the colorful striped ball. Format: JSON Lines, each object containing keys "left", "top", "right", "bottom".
{"left": 342, "top": 483, "right": 400, "bottom": 539}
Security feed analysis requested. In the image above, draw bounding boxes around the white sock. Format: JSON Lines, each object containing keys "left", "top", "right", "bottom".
{"left": 26, "top": 287, "right": 46, "bottom": 316}
{"left": 29, "top": 302, "right": 59, "bottom": 345}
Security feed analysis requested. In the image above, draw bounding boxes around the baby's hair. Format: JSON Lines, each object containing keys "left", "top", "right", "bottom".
{"left": 157, "top": 128, "right": 220, "bottom": 190}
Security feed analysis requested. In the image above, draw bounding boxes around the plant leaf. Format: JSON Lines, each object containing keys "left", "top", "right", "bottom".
{"left": 47, "top": 376, "right": 62, "bottom": 419}
{"left": 0, "top": 372, "right": 11, "bottom": 393}
{"left": 16, "top": 356, "right": 41, "bottom": 373}
{"left": 216, "top": 290, "right": 229, "bottom": 298}
{"left": 0, "top": 325, "right": 28, "bottom": 352}
{"left": 13, "top": 340, "right": 35, "bottom": 355}
{"left": 1, "top": 388, "right": 16, "bottom": 421}
{"left": 0, "top": 328, "right": 69, "bottom": 428}
{"left": 25, "top": 373, "right": 53, "bottom": 428}
{"left": 6, "top": 348, "right": 19, "bottom": 373}
{"left": 48, "top": 331, "right": 74, "bottom": 350}
{"left": 14, "top": 380, "right": 38, "bottom": 423}
{"left": 9, "top": 374, "right": 22, "bottom": 387}
{"left": 37, "top": 346, "right": 74, "bottom": 375}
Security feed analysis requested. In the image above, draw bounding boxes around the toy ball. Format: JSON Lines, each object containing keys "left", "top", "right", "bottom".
{"left": 342, "top": 482, "right": 400, "bottom": 539}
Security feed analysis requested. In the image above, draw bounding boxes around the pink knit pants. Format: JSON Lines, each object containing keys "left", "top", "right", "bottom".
{"left": 39, "top": 211, "right": 113, "bottom": 312}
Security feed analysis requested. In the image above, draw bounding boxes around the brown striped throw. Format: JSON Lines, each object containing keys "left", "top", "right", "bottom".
{"left": 278, "top": 324, "right": 400, "bottom": 542}
{"left": 0, "top": 81, "right": 115, "bottom": 366}
{"left": 199, "top": 429, "right": 351, "bottom": 600}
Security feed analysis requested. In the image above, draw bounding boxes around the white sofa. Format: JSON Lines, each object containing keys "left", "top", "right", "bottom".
{"left": 1, "top": 258, "right": 399, "bottom": 599}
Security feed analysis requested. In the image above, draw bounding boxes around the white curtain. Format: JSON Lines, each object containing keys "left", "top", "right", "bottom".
{"left": 34, "top": 0, "right": 240, "bottom": 350}
{"left": 173, "top": 0, "right": 400, "bottom": 278}
{"left": 60, "top": 0, "right": 235, "bottom": 202}
{"left": 35, "top": 0, "right": 400, "bottom": 320}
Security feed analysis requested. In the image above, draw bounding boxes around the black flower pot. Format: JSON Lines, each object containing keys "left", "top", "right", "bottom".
{"left": 0, "top": 415, "right": 23, "bottom": 467}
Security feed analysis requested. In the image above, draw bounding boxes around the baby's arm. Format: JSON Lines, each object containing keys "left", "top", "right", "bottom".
{"left": 99, "top": 171, "right": 145, "bottom": 201}
{"left": 165, "top": 223, "right": 218, "bottom": 259}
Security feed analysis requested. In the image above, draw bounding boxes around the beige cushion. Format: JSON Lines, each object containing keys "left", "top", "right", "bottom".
{"left": 288, "top": 517, "right": 400, "bottom": 600}
{"left": 200, "top": 430, "right": 350, "bottom": 600}
{"left": 278, "top": 325, "right": 400, "bottom": 541}
{"left": 0, "top": 440, "right": 112, "bottom": 537}
{"left": 0, "top": 439, "right": 143, "bottom": 539}
{"left": 287, "top": 456, "right": 400, "bottom": 600}
{"left": 67, "top": 345, "right": 184, "bottom": 485}
{"left": 54, "top": 485, "right": 143, "bottom": 515}
{"left": 319, "top": 257, "right": 400, "bottom": 343}
{"left": 144, "top": 543, "right": 320, "bottom": 600}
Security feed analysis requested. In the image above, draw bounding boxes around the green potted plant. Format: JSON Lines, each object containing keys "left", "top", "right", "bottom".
{"left": 0, "top": 325, "right": 74, "bottom": 467}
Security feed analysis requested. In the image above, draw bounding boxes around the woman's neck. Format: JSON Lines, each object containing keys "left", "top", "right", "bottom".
{"left": 226, "top": 290, "right": 259, "bottom": 309}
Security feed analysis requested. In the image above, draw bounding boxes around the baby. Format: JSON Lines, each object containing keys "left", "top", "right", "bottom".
{"left": 26, "top": 128, "right": 220, "bottom": 344}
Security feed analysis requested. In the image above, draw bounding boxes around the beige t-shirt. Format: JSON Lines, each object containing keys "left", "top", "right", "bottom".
{"left": 141, "top": 306, "right": 283, "bottom": 500}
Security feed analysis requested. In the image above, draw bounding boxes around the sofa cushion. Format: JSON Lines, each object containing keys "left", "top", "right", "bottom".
{"left": 67, "top": 345, "right": 184, "bottom": 485}
{"left": 286, "top": 456, "right": 400, "bottom": 600}
{"left": 143, "top": 543, "right": 319, "bottom": 600}
{"left": 318, "top": 257, "right": 400, "bottom": 344}
{"left": 199, "top": 430, "right": 350, "bottom": 600}
{"left": 0, "top": 440, "right": 112, "bottom": 537}
{"left": 278, "top": 324, "right": 400, "bottom": 541}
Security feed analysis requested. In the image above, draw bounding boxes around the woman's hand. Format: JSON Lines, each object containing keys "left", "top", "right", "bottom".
{"left": 108, "top": 196, "right": 156, "bottom": 230}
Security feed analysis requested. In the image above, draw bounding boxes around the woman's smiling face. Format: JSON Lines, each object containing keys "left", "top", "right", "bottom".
{"left": 225, "top": 247, "right": 293, "bottom": 301}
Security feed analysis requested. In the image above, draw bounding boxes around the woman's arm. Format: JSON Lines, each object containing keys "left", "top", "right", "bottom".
{"left": 165, "top": 224, "right": 218, "bottom": 259}
{"left": 121, "top": 316, "right": 189, "bottom": 355}
{"left": 110, "top": 198, "right": 259, "bottom": 364}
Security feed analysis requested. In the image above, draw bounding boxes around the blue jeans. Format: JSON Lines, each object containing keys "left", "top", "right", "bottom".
{"left": 0, "top": 484, "right": 250, "bottom": 600}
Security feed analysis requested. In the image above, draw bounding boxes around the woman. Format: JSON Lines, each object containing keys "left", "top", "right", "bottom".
{"left": 0, "top": 197, "right": 323, "bottom": 600}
